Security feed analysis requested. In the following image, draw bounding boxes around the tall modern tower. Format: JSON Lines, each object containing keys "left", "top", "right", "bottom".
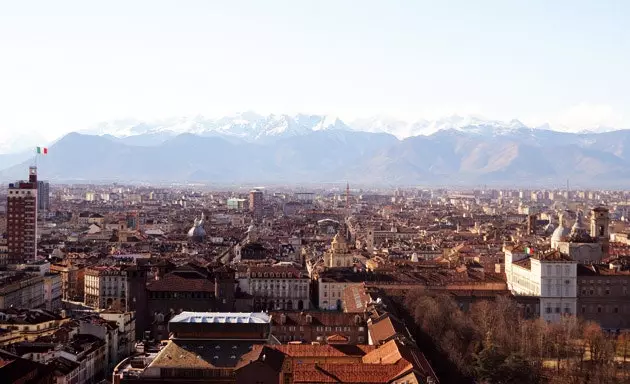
{"left": 6, "top": 166, "right": 38, "bottom": 263}
{"left": 37, "top": 180, "right": 50, "bottom": 211}
{"left": 249, "top": 189, "right": 263, "bottom": 221}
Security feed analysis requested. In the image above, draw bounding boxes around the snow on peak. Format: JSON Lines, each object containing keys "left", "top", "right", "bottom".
{"left": 76, "top": 112, "right": 626, "bottom": 144}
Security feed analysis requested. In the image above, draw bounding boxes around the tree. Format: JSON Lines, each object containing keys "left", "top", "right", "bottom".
{"left": 474, "top": 346, "right": 541, "bottom": 384}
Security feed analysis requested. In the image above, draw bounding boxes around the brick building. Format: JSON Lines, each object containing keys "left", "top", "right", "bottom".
{"left": 269, "top": 311, "right": 368, "bottom": 344}
{"left": 6, "top": 166, "right": 38, "bottom": 264}
{"left": 577, "top": 264, "right": 630, "bottom": 330}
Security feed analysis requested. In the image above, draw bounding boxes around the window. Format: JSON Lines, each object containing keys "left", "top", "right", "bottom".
{"left": 597, "top": 306, "right": 602, "bottom": 313}
{"left": 555, "top": 307, "right": 560, "bottom": 314}
{"left": 614, "top": 307, "right": 619, "bottom": 314}
{"left": 545, "top": 307, "right": 551, "bottom": 314}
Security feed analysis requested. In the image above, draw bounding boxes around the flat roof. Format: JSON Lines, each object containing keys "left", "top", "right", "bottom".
{"left": 169, "top": 312, "right": 271, "bottom": 324}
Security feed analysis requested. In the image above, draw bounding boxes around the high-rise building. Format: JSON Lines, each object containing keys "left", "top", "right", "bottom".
{"left": 6, "top": 166, "right": 38, "bottom": 264}
{"left": 249, "top": 189, "right": 263, "bottom": 220}
{"left": 37, "top": 180, "right": 50, "bottom": 211}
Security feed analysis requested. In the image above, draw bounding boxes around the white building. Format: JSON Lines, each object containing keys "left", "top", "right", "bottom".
{"left": 100, "top": 311, "right": 136, "bottom": 362}
{"left": 505, "top": 245, "right": 577, "bottom": 323}
{"left": 317, "top": 276, "right": 362, "bottom": 311}
{"left": 242, "top": 266, "right": 310, "bottom": 311}
{"left": 84, "top": 266, "right": 128, "bottom": 311}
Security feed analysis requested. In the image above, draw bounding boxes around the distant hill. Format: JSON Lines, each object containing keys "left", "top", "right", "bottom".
{"left": 4, "top": 127, "right": 630, "bottom": 187}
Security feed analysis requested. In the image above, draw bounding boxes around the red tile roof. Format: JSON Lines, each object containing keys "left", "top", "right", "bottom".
{"left": 146, "top": 273, "right": 215, "bottom": 292}
{"left": 292, "top": 361, "right": 409, "bottom": 383}
{"left": 269, "top": 344, "right": 375, "bottom": 358}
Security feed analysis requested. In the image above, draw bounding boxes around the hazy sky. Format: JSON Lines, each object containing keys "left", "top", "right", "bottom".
{"left": 1, "top": 0, "right": 629, "bottom": 142}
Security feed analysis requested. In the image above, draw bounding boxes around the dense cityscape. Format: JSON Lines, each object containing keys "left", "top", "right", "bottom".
{"left": 3, "top": 2, "right": 630, "bottom": 382}
{"left": 0, "top": 165, "right": 628, "bottom": 383}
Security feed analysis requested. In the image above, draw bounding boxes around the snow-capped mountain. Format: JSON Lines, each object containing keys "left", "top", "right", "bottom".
{"left": 79, "top": 112, "right": 352, "bottom": 143}
{"left": 1, "top": 112, "right": 629, "bottom": 156}
{"left": 82, "top": 113, "right": 536, "bottom": 143}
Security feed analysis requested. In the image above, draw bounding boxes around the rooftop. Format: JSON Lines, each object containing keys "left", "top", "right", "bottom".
{"left": 169, "top": 312, "right": 271, "bottom": 325}
{"left": 149, "top": 340, "right": 260, "bottom": 369}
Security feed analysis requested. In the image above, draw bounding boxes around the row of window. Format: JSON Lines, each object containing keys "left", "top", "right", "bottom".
{"left": 275, "top": 334, "right": 365, "bottom": 343}
{"left": 581, "top": 279, "right": 628, "bottom": 285}
{"left": 271, "top": 325, "right": 362, "bottom": 332}
{"left": 148, "top": 291, "right": 212, "bottom": 299}
{"left": 544, "top": 307, "right": 572, "bottom": 314}
{"left": 544, "top": 265, "right": 572, "bottom": 276}
{"left": 581, "top": 305, "right": 622, "bottom": 314}
{"left": 580, "top": 286, "right": 629, "bottom": 296}
{"left": 250, "top": 273, "right": 299, "bottom": 278}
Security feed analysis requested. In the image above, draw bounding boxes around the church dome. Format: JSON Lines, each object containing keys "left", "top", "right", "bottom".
{"left": 187, "top": 224, "right": 206, "bottom": 239}
{"left": 187, "top": 213, "right": 206, "bottom": 241}
{"left": 331, "top": 232, "right": 348, "bottom": 253}
{"left": 550, "top": 225, "right": 570, "bottom": 244}
{"left": 569, "top": 212, "right": 592, "bottom": 243}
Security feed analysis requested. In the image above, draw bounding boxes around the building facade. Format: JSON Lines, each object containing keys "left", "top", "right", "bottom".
{"left": 269, "top": 311, "right": 367, "bottom": 344}
{"left": 0, "top": 273, "right": 45, "bottom": 310}
{"left": 43, "top": 273, "right": 62, "bottom": 311}
{"left": 577, "top": 264, "right": 630, "bottom": 330}
{"left": 6, "top": 166, "right": 38, "bottom": 263}
{"left": 249, "top": 189, "right": 263, "bottom": 221}
{"left": 84, "top": 266, "right": 129, "bottom": 311}
{"left": 244, "top": 266, "right": 310, "bottom": 311}
{"left": 37, "top": 180, "right": 50, "bottom": 211}
{"left": 504, "top": 246, "right": 577, "bottom": 322}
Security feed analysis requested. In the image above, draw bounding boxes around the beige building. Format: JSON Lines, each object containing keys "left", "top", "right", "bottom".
{"left": 244, "top": 266, "right": 310, "bottom": 311}
{"left": 84, "top": 266, "right": 129, "bottom": 310}
{"left": 0, "top": 272, "right": 45, "bottom": 310}
{"left": 0, "top": 309, "right": 71, "bottom": 344}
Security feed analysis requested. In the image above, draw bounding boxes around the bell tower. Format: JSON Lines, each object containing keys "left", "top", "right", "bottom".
{"left": 590, "top": 206, "right": 610, "bottom": 255}
{"left": 590, "top": 206, "right": 609, "bottom": 239}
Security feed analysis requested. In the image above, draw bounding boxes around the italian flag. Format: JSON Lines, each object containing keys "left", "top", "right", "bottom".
{"left": 36, "top": 147, "right": 48, "bottom": 155}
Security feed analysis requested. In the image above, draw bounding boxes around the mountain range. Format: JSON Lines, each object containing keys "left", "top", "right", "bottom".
{"left": 2, "top": 113, "right": 630, "bottom": 187}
